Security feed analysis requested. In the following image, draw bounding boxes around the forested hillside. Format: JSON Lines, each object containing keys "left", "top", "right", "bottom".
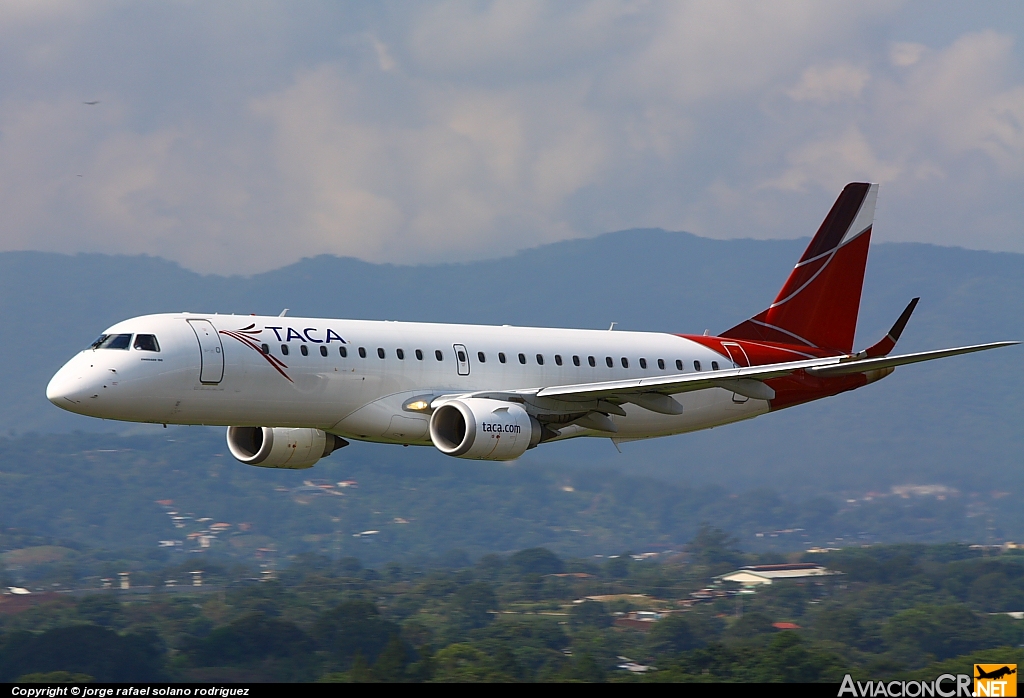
{"left": 2, "top": 538, "right": 1023, "bottom": 682}
{"left": 0, "top": 431, "right": 1019, "bottom": 565}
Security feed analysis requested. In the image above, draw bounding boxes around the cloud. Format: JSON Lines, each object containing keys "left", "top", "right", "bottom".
{"left": 788, "top": 63, "right": 870, "bottom": 103}
{"left": 889, "top": 42, "right": 926, "bottom": 67}
{"left": 762, "top": 127, "right": 902, "bottom": 194}
{"left": 0, "top": 2, "right": 1021, "bottom": 273}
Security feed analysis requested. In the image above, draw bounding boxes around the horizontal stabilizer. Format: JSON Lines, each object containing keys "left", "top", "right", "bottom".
{"left": 806, "top": 341, "right": 1018, "bottom": 378}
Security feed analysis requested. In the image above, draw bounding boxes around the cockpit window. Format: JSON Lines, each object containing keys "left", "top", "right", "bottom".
{"left": 90, "top": 334, "right": 132, "bottom": 350}
{"left": 133, "top": 334, "right": 160, "bottom": 352}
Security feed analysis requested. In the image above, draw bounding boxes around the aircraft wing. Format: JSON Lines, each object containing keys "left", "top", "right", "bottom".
{"left": 531, "top": 356, "right": 830, "bottom": 402}
{"left": 804, "top": 341, "right": 1018, "bottom": 378}
{"left": 432, "top": 340, "right": 1016, "bottom": 412}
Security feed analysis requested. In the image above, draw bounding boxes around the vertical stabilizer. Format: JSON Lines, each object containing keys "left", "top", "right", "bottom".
{"left": 721, "top": 182, "right": 878, "bottom": 353}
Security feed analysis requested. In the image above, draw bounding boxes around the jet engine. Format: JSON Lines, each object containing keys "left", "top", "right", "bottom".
{"left": 226, "top": 426, "right": 347, "bottom": 469}
{"left": 429, "top": 398, "right": 541, "bottom": 461}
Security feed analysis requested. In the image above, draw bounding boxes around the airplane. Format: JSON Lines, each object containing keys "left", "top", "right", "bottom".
{"left": 975, "top": 666, "right": 1016, "bottom": 681}
{"left": 46, "top": 183, "right": 1016, "bottom": 468}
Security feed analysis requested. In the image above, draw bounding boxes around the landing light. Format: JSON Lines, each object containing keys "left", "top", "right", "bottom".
{"left": 404, "top": 399, "right": 430, "bottom": 412}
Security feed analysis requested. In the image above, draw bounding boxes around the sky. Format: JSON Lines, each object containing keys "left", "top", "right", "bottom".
{"left": 0, "top": 1, "right": 1022, "bottom": 274}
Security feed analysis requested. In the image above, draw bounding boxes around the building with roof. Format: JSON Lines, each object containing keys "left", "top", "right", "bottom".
{"left": 715, "top": 563, "right": 836, "bottom": 587}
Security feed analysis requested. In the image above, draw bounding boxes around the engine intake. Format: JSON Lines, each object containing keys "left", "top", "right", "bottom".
{"left": 226, "top": 427, "right": 347, "bottom": 469}
{"left": 429, "top": 398, "right": 540, "bottom": 461}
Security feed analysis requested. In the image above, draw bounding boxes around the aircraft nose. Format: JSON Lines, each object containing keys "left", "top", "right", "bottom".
{"left": 46, "top": 357, "right": 94, "bottom": 409}
{"left": 46, "top": 369, "right": 78, "bottom": 407}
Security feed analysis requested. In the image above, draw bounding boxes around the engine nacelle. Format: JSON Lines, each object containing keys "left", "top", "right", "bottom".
{"left": 429, "top": 398, "right": 541, "bottom": 461}
{"left": 226, "top": 426, "right": 347, "bottom": 469}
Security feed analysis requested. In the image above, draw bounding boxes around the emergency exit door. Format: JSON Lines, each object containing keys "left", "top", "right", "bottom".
{"left": 453, "top": 344, "right": 471, "bottom": 376}
{"left": 188, "top": 319, "right": 225, "bottom": 384}
{"left": 722, "top": 342, "right": 750, "bottom": 403}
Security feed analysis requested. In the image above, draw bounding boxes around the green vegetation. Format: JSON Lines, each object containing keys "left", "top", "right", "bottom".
{"left": 0, "top": 432, "right": 1021, "bottom": 574}
{"left": 2, "top": 433, "right": 1022, "bottom": 682}
{"left": 1, "top": 537, "right": 1022, "bottom": 682}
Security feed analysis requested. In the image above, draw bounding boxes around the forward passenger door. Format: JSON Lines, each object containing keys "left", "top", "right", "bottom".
{"left": 188, "top": 319, "right": 225, "bottom": 384}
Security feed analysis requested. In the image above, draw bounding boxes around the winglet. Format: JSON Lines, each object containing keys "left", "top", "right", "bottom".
{"left": 857, "top": 298, "right": 919, "bottom": 359}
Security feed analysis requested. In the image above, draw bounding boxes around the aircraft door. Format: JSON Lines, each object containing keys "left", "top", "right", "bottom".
{"left": 188, "top": 319, "right": 225, "bottom": 384}
{"left": 453, "top": 344, "right": 470, "bottom": 376}
{"left": 722, "top": 343, "right": 750, "bottom": 403}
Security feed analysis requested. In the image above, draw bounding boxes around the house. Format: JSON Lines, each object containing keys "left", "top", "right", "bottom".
{"left": 715, "top": 563, "right": 836, "bottom": 587}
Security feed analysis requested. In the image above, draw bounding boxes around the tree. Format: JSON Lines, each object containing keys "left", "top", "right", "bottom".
{"left": 508, "top": 548, "right": 564, "bottom": 576}
{"left": 372, "top": 635, "right": 410, "bottom": 682}
{"left": 184, "top": 612, "right": 314, "bottom": 679}
{"left": 647, "top": 615, "right": 701, "bottom": 656}
{"left": 751, "top": 631, "right": 842, "bottom": 683}
{"left": 451, "top": 582, "right": 497, "bottom": 630}
{"left": 569, "top": 600, "right": 611, "bottom": 630}
{"left": 77, "top": 595, "right": 122, "bottom": 628}
{"left": 685, "top": 524, "right": 742, "bottom": 567}
{"left": 0, "top": 626, "right": 164, "bottom": 682}
{"left": 723, "top": 611, "right": 775, "bottom": 641}
{"left": 814, "top": 607, "right": 879, "bottom": 651}
{"left": 432, "top": 644, "right": 510, "bottom": 682}
{"left": 604, "top": 554, "right": 631, "bottom": 579}
{"left": 312, "top": 601, "right": 401, "bottom": 668}
{"left": 883, "top": 605, "right": 988, "bottom": 664}
{"left": 569, "top": 652, "right": 606, "bottom": 683}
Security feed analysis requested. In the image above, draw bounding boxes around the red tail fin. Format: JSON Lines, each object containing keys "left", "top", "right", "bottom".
{"left": 721, "top": 182, "right": 878, "bottom": 353}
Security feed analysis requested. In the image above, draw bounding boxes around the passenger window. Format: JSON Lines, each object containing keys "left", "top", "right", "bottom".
{"left": 621, "top": 357, "right": 629, "bottom": 368}
{"left": 639, "top": 358, "right": 647, "bottom": 369}
{"left": 605, "top": 357, "right": 613, "bottom": 368}
{"left": 676, "top": 359, "right": 683, "bottom": 371}
{"left": 133, "top": 334, "right": 160, "bottom": 352}
{"left": 711, "top": 361, "right": 719, "bottom": 370}
{"left": 555, "top": 355, "right": 563, "bottom": 366}
{"left": 518, "top": 353, "right": 526, "bottom": 364}
{"left": 658, "top": 359, "right": 665, "bottom": 370}
{"left": 536, "top": 354, "right": 544, "bottom": 365}
{"left": 457, "top": 349, "right": 466, "bottom": 362}
{"left": 261, "top": 344, "right": 270, "bottom": 354}
{"left": 397, "top": 349, "right": 405, "bottom": 360}
{"left": 588, "top": 356, "right": 596, "bottom": 367}
{"left": 358, "top": 347, "right": 367, "bottom": 358}
{"left": 477, "top": 351, "right": 485, "bottom": 363}
{"left": 415, "top": 349, "right": 423, "bottom": 360}
{"left": 377, "top": 348, "right": 386, "bottom": 359}
{"left": 435, "top": 350, "right": 443, "bottom": 361}
{"left": 339, "top": 346, "right": 348, "bottom": 357}
{"left": 573, "top": 355, "right": 581, "bottom": 367}
{"left": 91, "top": 334, "right": 132, "bottom": 350}
{"left": 320, "top": 346, "right": 328, "bottom": 357}
{"left": 693, "top": 360, "right": 701, "bottom": 371}
{"left": 281, "top": 344, "right": 289, "bottom": 356}
{"left": 301, "top": 345, "right": 309, "bottom": 356}
{"left": 498, "top": 352, "right": 506, "bottom": 364}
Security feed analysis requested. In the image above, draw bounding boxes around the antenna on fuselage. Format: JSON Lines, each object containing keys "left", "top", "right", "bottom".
{"left": 608, "top": 322, "right": 617, "bottom": 331}
{"left": 279, "top": 309, "right": 289, "bottom": 317}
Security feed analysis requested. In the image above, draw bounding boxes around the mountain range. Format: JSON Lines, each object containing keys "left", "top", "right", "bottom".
{"left": 2, "top": 229, "right": 1021, "bottom": 499}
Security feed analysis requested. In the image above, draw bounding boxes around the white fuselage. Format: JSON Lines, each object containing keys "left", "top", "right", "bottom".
{"left": 47, "top": 313, "right": 768, "bottom": 445}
